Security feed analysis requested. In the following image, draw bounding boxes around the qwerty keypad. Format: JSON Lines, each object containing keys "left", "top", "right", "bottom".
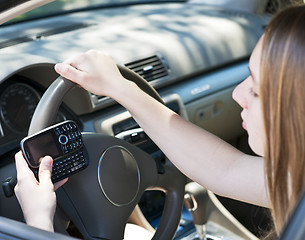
{"left": 33, "top": 121, "right": 88, "bottom": 183}
{"left": 55, "top": 122, "right": 83, "bottom": 154}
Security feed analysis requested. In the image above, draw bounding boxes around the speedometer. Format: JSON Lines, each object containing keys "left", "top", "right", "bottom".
{"left": 0, "top": 83, "right": 40, "bottom": 134}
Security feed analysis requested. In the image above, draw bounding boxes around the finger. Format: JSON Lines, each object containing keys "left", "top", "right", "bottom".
{"left": 38, "top": 156, "right": 53, "bottom": 186}
{"left": 54, "top": 63, "right": 86, "bottom": 84}
{"left": 54, "top": 178, "right": 68, "bottom": 191}
{"left": 15, "top": 151, "right": 35, "bottom": 179}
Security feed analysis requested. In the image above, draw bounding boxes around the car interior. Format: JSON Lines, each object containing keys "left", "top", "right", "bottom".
{"left": 0, "top": 0, "right": 297, "bottom": 239}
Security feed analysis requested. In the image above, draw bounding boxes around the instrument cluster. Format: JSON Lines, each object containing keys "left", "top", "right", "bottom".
{"left": 0, "top": 76, "right": 67, "bottom": 156}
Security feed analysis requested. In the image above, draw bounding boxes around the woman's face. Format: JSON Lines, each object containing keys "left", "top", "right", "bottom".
{"left": 232, "top": 37, "right": 265, "bottom": 156}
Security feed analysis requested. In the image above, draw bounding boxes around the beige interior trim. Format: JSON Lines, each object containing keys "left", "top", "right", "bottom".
{"left": 0, "top": 0, "right": 55, "bottom": 25}
{"left": 128, "top": 205, "right": 155, "bottom": 233}
{"left": 208, "top": 191, "right": 259, "bottom": 240}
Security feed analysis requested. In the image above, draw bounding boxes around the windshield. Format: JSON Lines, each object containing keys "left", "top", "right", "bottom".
{"left": 8, "top": 0, "right": 184, "bottom": 24}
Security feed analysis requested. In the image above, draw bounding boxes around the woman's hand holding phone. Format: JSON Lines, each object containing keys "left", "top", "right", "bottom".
{"left": 14, "top": 151, "right": 68, "bottom": 232}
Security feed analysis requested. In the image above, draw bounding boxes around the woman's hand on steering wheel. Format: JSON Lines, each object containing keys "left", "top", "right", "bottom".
{"left": 54, "top": 50, "right": 128, "bottom": 98}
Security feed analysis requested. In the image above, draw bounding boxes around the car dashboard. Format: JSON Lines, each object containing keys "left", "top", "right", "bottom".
{"left": 0, "top": 2, "right": 268, "bottom": 239}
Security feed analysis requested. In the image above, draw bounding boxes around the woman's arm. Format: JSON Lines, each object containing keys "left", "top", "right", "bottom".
{"left": 55, "top": 50, "right": 268, "bottom": 207}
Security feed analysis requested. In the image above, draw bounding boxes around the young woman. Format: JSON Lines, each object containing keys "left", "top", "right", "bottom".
{"left": 14, "top": 5, "right": 305, "bottom": 239}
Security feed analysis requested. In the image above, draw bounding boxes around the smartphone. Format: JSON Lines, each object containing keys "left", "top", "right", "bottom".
{"left": 20, "top": 120, "right": 88, "bottom": 183}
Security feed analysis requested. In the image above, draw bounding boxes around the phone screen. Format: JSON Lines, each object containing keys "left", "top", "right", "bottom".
{"left": 24, "top": 131, "right": 61, "bottom": 167}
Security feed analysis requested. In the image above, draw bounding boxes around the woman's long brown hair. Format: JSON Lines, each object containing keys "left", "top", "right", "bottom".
{"left": 261, "top": 5, "right": 305, "bottom": 237}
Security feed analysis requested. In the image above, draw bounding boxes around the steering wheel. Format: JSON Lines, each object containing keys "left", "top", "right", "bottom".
{"left": 28, "top": 66, "right": 186, "bottom": 240}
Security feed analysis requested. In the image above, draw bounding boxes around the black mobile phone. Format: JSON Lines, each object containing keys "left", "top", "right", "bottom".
{"left": 20, "top": 120, "right": 88, "bottom": 183}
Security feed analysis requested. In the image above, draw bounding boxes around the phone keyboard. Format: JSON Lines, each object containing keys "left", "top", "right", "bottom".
{"left": 52, "top": 149, "right": 87, "bottom": 181}
{"left": 33, "top": 149, "right": 88, "bottom": 182}
{"left": 55, "top": 122, "right": 83, "bottom": 154}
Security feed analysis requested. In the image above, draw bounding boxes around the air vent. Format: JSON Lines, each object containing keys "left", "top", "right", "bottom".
{"left": 90, "top": 55, "right": 170, "bottom": 107}
{"left": 90, "top": 93, "right": 110, "bottom": 104}
{"left": 125, "top": 55, "right": 169, "bottom": 82}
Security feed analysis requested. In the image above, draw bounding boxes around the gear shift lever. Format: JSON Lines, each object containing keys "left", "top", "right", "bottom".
{"left": 184, "top": 182, "right": 209, "bottom": 240}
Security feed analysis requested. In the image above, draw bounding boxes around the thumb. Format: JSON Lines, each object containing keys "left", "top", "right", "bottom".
{"left": 38, "top": 156, "right": 53, "bottom": 184}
